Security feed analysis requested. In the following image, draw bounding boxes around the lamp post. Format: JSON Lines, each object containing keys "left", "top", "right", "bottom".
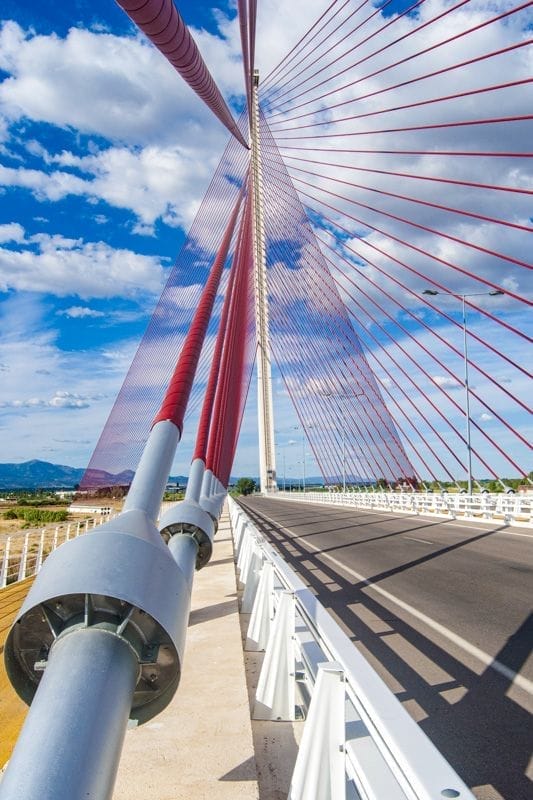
{"left": 422, "top": 288, "right": 503, "bottom": 495}
{"left": 318, "top": 389, "right": 364, "bottom": 493}
{"left": 293, "top": 425, "right": 313, "bottom": 492}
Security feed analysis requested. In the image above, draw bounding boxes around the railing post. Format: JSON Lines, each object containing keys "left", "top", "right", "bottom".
{"left": 289, "top": 662, "right": 346, "bottom": 800}
{"left": 17, "top": 532, "right": 30, "bottom": 581}
{"left": 253, "top": 589, "right": 296, "bottom": 720}
{"left": 35, "top": 529, "right": 46, "bottom": 574}
{"left": 1, "top": 536, "right": 11, "bottom": 588}
{"left": 246, "top": 560, "right": 275, "bottom": 651}
{"left": 241, "top": 547, "right": 264, "bottom": 614}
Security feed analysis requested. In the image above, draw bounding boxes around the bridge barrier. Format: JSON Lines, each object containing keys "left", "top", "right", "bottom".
{"left": 229, "top": 496, "right": 474, "bottom": 800}
{"left": 275, "top": 490, "right": 532, "bottom": 528}
{"left": 0, "top": 513, "right": 111, "bottom": 589}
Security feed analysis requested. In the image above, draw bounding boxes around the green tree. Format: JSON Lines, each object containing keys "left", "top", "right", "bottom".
{"left": 234, "top": 477, "right": 257, "bottom": 496}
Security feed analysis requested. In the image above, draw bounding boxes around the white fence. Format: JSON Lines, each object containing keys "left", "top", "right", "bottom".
{"left": 229, "top": 496, "right": 474, "bottom": 800}
{"left": 0, "top": 514, "right": 110, "bottom": 589}
{"left": 275, "top": 490, "right": 532, "bottom": 528}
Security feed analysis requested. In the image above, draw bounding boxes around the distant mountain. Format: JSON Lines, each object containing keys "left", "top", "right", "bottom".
{"left": 0, "top": 460, "right": 86, "bottom": 490}
{"left": 0, "top": 460, "right": 326, "bottom": 491}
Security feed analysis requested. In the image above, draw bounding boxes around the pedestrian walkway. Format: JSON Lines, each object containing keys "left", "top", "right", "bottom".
{"left": 0, "top": 577, "right": 32, "bottom": 768}
{"left": 113, "top": 507, "right": 260, "bottom": 799}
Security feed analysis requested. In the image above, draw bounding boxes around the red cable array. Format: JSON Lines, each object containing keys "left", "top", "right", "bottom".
{"left": 257, "top": 13, "right": 531, "bottom": 491}
{"left": 152, "top": 192, "right": 243, "bottom": 433}
{"left": 207, "top": 185, "right": 255, "bottom": 487}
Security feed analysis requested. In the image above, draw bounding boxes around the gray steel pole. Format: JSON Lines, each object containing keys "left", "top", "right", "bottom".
{"left": 461, "top": 295, "right": 473, "bottom": 496}
{"left": 302, "top": 435, "right": 306, "bottom": 492}
{"left": 0, "top": 628, "right": 138, "bottom": 800}
{"left": 342, "top": 422, "right": 346, "bottom": 494}
{"left": 123, "top": 420, "right": 180, "bottom": 521}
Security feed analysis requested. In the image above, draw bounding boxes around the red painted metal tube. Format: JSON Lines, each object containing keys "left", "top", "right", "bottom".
{"left": 117, "top": 0, "right": 248, "bottom": 148}
{"left": 152, "top": 192, "right": 243, "bottom": 433}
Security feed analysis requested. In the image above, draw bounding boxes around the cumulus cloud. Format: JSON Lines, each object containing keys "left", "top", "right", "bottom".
{"left": 433, "top": 375, "right": 462, "bottom": 389}
{"left": 57, "top": 306, "right": 105, "bottom": 319}
{"left": 0, "top": 391, "right": 101, "bottom": 409}
{"left": 0, "top": 221, "right": 25, "bottom": 243}
{"left": 0, "top": 227, "right": 166, "bottom": 299}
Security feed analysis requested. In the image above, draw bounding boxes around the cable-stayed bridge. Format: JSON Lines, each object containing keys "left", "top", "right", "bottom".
{"left": 0, "top": 1, "right": 531, "bottom": 799}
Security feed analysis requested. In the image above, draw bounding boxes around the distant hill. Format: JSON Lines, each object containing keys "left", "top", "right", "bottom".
{"left": 0, "top": 460, "right": 86, "bottom": 490}
{"left": 0, "top": 460, "right": 325, "bottom": 491}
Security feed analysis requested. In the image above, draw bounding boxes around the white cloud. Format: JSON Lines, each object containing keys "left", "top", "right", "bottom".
{"left": 433, "top": 375, "right": 462, "bottom": 389}
{"left": 0, "top": 391, "right": 99, "bottom": 409}
{"left": 57, "top": 306, "right": 105, "bottom": 319}
{"left": 0, "top": 21, "right": 241, "bottom": 147}
{"left": 0, "top": 221, "right": 24, "bottom": 243}
{"left": 0, "top": 228, "right": 166, "bottom": 299}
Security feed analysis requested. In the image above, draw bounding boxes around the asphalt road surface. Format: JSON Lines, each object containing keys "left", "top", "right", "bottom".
{"left": 239, "top": 496, "right": 533, "bottom": 800}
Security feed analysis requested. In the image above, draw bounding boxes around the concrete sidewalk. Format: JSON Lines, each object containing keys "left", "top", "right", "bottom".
{"left": 113, "top": 508, "right": 259, "bottom": 800}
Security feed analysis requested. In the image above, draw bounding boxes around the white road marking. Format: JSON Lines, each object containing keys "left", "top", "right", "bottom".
{"left": 404, "top": 536, "right": 434, "bottom": 545}
{"left": 257, "top": 506, "right": 533, "bottom": 697}
{"left": 503, "top": 531, "right": 533, "bottom": 539}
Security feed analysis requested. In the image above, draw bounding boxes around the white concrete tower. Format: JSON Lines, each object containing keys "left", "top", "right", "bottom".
{"left": 251, "top": 69, "right": 277, "bottom": 493}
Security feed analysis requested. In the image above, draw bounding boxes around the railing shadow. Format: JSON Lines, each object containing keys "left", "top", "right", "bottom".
{"left": 241, "top": 498, "right": 533, "bottom": 800}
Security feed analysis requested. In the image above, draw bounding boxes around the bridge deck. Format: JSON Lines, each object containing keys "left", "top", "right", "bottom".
{"left": 113, "top": 506, "right": 260, "bottom": 799}
{"left": 0, "top": 577, "right": 33, "bottom": 768}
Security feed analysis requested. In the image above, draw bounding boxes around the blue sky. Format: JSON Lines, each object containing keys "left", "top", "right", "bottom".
{"left": 0, "top": 0, "right": 334, "bottom": 476}
{"left": 0, "top": 1, "right": 530, "bottom": 482}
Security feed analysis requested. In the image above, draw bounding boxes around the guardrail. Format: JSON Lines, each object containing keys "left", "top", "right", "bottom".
{"left": 274, "top": 490, "right": 532, "bottom": 527}
{"left": 229, "top": 496, "right": 474, "bottom": 800}
{"left": 0, "top": 515, "right": 110, "bottom": 589}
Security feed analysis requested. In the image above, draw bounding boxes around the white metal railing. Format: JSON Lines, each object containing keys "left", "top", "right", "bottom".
{"left": 229, "top": 496, "right": 474, "bottom": 800}
{"left": 274, "top": 490, "right": 532, "bottom": 528}
{"left": 0, "top": 513, "right": 111, "bottom": 589}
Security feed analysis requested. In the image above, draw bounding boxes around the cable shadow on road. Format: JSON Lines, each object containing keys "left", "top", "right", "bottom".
{"left": 240, "top": 500, "right": 533, "bottom": 800}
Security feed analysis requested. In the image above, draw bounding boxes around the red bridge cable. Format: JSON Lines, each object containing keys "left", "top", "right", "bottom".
{"left": 216, "top": 197, "right": 254, "bottom": 485}
{"left": 263, "top": 0, "right": 428, "bottom": 104}
{"left": 152, "top": 192, "right": 243, "bottom": 432}
{"left": 266, "top": 4, "right": 530, "bottom": 116}
{"left": 263, "top": 190, "right": 419, "bottom": 480}
{"left": 281, "top": 154, "right": 532, "bottom": 197}
{"left": 307, "top": 209, "right": 532, "bottom": 387}
{"left": 193, "top": 244, "right": 239, "bottom": 463}
{"left": 262, "top": 180, "right": 462, "bottom": 477}
{"left": 269, "top": 79, "right": 533, "bottom": 133}
{"left": 238, "top": 0, "right": 252, "bottom": 125}
{"left": 272, "top": 115, "right": 533, "bottom": 142}
{"left": 263, "top": 164, "right": 533, "bottom": 320}
{"left": 263, "top": 167, "right": 531, "bottom": 462}
{"left": 315, "top": 231, "right": 532, "bottom": 448}
{"left": 208, "top": 189, "right": 253, "bottom": 485}
{"left": 281, "top": 162, "right": 533, "bottom": 233}
{"left": 298, "top": 188, "right": 533, "bottom": 351}
{"left": 264, "top": 40, "right": 532, "bottom": 125}
{"left": 276, "top": 145, "right": 533, "bottom": 158}
{"left": 268, "top": 241, "right": 443, "bottom": 483}
{"left": 206, "top": 207, "right": 247, "bottom": 477}
{"left": 283, "top": 170, "right": 533, "bottom": 277}
{"left": 116, "top": 0, "right": 248, "bottom": 148}
{"left": 275, "top": 315, "right": 450, "bottom": 485}
{"left": 264, "top": 198, "right": 416, "bottom": 481}
{"left": 327, "top": 263, "right": 527, "bottom": 479}
{"left": 248, "top": 0, "right": 258, "bottom": 78}
{"left": 262, "top": 0, "right": 350, "bottom": 88}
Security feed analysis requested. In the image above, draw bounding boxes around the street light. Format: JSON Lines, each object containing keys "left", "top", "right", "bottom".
{"left": 276, "top": 446, "right": 286, "bottom": 491}
{"left": 319, "top": 389, "right": 364, "bottom": 493}
{"left": 422, "top": 288, "right": 503, "bottom": 495}
{"left": 293, "top": 425, "right": 313, "bottom": 492}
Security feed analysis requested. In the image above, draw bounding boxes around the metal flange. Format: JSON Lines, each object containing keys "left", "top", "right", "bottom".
{"left": 4, "top": 509, "right": 190, "bottom": 724}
